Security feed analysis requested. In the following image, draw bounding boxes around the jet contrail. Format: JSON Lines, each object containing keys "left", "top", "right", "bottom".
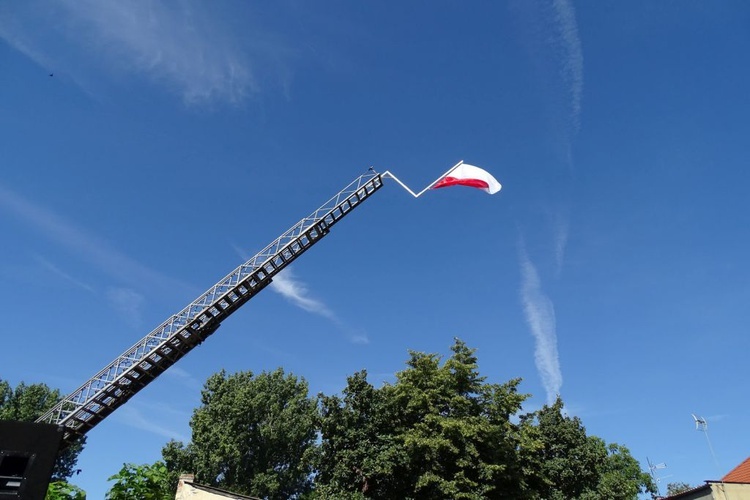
{"left": 519, "top": 246, "right": 562, "bottom": 404}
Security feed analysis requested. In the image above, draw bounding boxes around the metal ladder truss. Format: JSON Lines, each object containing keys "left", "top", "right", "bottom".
{"left": 37, "top": 170, "right": 383, "bottom": 446}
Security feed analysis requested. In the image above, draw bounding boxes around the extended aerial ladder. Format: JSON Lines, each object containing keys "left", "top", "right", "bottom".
{"left": 36, "top": 170, "right": 384, "bottom": 449}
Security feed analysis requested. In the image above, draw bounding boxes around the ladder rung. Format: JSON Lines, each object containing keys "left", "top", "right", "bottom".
{"left": 44, "top": 172, "right": 383, "bottom": 449}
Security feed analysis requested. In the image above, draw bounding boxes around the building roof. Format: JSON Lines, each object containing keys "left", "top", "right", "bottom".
{"left": 722, "top": 456, "right": 750, "bottom": 483}
{"left": 659, "top": 456, "right": 750, "bottom": 498}
{"left": 659, "top": 483, "right": 710, "bottom": 499}
{"left": 185, "top": 481, "right": 262, "bottom": 499}
{"left": 177, "top": 474, "right": 262, "bottom": 500}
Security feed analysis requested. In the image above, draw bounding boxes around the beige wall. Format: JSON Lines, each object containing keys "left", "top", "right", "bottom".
{"left": 174, "top": 474, "right": 252, "bottom": 500}
{"left": 175, "top": 481, "right": 223, "bottom": 500}
{"left": 711, "top": 482, "right": 750, "bottom": 500}
{"left": 671, "top": 483, "right": 750, "bottom": 500}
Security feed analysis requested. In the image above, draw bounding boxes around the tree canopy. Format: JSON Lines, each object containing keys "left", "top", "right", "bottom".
{"left": 0, "top": 379, "right": 85, "bottom": 481}
{"left": 162, "top": 368, "right": 317, "bottom": 499}
{"left": 315, "top": 339, "right": 654, "bottom": 499}
{"left": 157, "top": 339, "right": 653, "bottom": 499}
{"left": 105, "top": 462, "right": 173, "bottom": 500}
{"left": 45, "top": 481, "right": 86, "bottom": 500}
{"left": 316, "top": 339, "right": 529, "bottom": 499}
{"left": 522, "top": 397, "right": 655, "bottom": 499}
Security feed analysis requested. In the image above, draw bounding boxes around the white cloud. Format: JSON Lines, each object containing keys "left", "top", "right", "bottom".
{"left": 271, "top": 268, "right": 337, "bottom": 320}
{"left": 552, "top": 0, "right": 584, "bottom": 132}
{"left": 349, "top": 332, "right": 371, "bottom": 345}
{"left": 519, "top": 245, "right": 562, "bottom": 404}
{"left": 0, "top": 0, "right": 272, "bottom": 105}
{"left": 35, "top": 255, "right": 95, "bottom": 293}
{"left": 106, "top": 286, "right": 146, "bottom": 327}
{"left": 269, "top": 267, "right": 369, "bottom": 345}
{"left": 164, "top": 366, "right": 203, "bottom": 391}
{"left": 553, "top": 210, "right": 570, "bottom": 276}
{"left": 234, "top": 245, "right": 372, "bottom": 346}
{"left": 114, "top": 403, "right": 190, "bottom": 442}
{"left": 0, "top": 182, "right": 196, "bottom": 297}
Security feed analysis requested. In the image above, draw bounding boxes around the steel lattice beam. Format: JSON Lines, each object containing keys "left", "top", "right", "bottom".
{"left": 37, "top": 171, "right": 383, "bottom": 447}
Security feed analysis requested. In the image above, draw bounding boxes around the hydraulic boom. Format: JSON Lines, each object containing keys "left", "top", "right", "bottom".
{"left": 37, "top": 170, "right": 383, "bottom": 448}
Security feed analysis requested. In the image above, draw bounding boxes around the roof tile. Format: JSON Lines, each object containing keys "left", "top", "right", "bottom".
{"left": 722, "top": 456, "right": 750, "bottom": 483}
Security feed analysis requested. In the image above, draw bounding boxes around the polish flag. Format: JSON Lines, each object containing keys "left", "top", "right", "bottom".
{"left": 432, "top": 163, "right": 502, "bottom": 194}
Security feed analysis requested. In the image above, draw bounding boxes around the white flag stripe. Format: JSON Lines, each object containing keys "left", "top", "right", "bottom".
{"left": 432, "top": 163, "right": 502, "bottom": 194}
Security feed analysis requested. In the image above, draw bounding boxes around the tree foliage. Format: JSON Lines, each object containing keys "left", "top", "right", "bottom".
{"left": 0, "top": 380, "right": 61, "bottom": 421}
{"left": 316, "top": 339, "right": 653, "bottom": 499}
{"left": 151, "top": 339, "right": 653, "bottom": 500}
{"left": 316, "top": 339, "right": 531, "bottom": 499}
{"left": 0, "top": 379, "right": 85, "bottom": 480}
{"left": 46, "top": 481, "right": 86, "bottom": 500}
{"left": 521, "top": 397, "right": 655, "bottom": 499}
{"left": 105, "top": 462, "right": 172, "bottom": 500}
{"left": 666, "top": 481, "right": 695, "bottom": 496}
{"left": 162, "top": 368, "right": 317, "bottom": 499}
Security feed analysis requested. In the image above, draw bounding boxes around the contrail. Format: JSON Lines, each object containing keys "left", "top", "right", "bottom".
{"left": 34, "top": 255, "right": 95, "bottom": 293}
{"left": 553, "top": 210, "right": 570, "bottom": 277}
{"left": 552, "top": 0, "right": 584, "bottom": 132}
{"left": 519, "top": 246, "right": 562, "bottom": 404}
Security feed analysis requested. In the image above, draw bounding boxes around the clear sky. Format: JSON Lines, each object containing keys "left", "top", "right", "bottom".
{"left": 1, "top": 1, "right": 749, "bottom": 498}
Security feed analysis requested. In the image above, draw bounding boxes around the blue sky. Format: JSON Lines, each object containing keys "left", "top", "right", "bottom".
{"left": 1, "top": 1, "right": 749, "bottom": 497}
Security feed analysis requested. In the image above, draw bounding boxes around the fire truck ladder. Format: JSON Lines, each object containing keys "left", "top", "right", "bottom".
{"left": 37, "top": 170, "right": 383, "bottom": 447}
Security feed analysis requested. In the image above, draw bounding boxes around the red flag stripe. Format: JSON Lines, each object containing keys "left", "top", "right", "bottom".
{"left": 432, "top": 176, "right": 490, "bottom": 190}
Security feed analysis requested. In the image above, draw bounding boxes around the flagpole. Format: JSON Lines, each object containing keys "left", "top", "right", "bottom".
{"left": 382, "top": 160, "right": 464, "bottom": 198}
{"left": 381, "top": 171, "right": 420, "bottom": 197}
{"left": 415, "top": 160, "right": 463, "bottom": 197}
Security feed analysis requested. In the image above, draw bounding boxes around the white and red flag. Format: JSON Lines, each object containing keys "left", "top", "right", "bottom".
{"left": 431, "top": 163, "right": 502, "bottom": 195}
{"left": 381, "top": 161, "right": 502, "bottom": 198}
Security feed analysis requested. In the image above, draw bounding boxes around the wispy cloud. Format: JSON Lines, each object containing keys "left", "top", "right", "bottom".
{"left": 519, "top": 244, "right": 562, "bottom": 404}
{"left": 552, "top": 209, "right": 570, "bottom": 276}
{"left": 114, "top": 403, "right": 190, "bottom": 442}
{"left": 106, "top": 286, "right": 146, "bottom": 327}
{"left": 0, "top": 1, "right": 280, "bottom": 105}
{"left": 163, "top": 366, "right": 203, "bottom": 392}
{"left": 0, "top": 182, "right": 196, "bottom": 297}
{"left": 270, "top": 267, "right": 369, "bottom": 345}
{"left": 271, "top": 268, "right": 337, "bottom": 320}
{"left": 349, "top": 333, "right": 371, "bottom": 345}
{"left": 552, "top": 0, "right": 584, "bottom": 132}
{"left": 34, "top": 255, "right": 96, "bottom": 292}
{"left": 232, "top": 246, "right": 370, "bottom": 345}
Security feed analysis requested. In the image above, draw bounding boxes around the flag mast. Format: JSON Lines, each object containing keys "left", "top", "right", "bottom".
{"left": 382, "top": 160, "right": 464, "bottom": 198}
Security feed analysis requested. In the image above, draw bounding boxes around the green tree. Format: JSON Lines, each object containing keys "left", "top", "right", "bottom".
{"left": 0, "top": 379, "right": 85, "bottom": 480}
{"left": 316, "top": 338, "right": 531, "bottom": 499}
{"left": 666, "top": 482, "right": 695, "bottom": 496}
{"left": 46, "top": 481, "right": 86, "bottom": 500}
{"left": 595, "top": 443, "right": 656, "bottom": 499}
{"left": 317, "top": 339, "right": 653, "bottom": 499}
{"left": 163, "top": 368, "right": 317, "bottom": 499}
{"left": 316, "top": 370, "right": 401, "bottom": 498}
{"left": 522, "top": 397, "right": 655, "bottom": 500}
{"left": 392, "top": 340, "right": 529, "bottom": 499}
{"left": 106, "top": 462, "right": 173, "bottom": 500}
{"left": 0, "top": 380, "right": 60, "bottom": 421}
{"left": 156, "top": 340, "right": 654, "bottom": 499}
